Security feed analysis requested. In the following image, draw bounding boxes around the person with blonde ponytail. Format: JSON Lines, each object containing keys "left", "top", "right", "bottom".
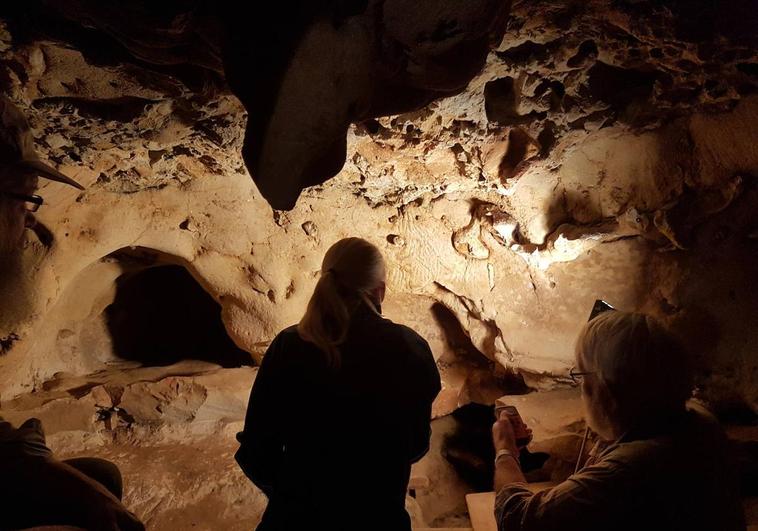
{"left": 236, "top": 237, "right": 441, "bottom": 531}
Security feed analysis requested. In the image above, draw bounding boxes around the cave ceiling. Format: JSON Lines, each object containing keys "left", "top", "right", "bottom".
{"left": 3, "top": 0, "right": 757, "bottom": 208}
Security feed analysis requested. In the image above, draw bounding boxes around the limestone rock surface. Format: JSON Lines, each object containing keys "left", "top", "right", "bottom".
{"left": 0, "top": 0, "right": 757, "bottom": 415}
{"left": 0, "top": 1, "right": 757, "bottom": 526}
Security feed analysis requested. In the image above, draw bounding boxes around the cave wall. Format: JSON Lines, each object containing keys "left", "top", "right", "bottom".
{"left": 0, "top": 1, "right": 757, "bottom": 415}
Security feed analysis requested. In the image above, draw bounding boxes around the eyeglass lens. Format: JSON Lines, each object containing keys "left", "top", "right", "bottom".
{"left": 2, "top": 192, "right": 42, "bottom": 212}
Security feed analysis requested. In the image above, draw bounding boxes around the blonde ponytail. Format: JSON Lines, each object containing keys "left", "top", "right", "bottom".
{"left": 297, "top": 238, "right": 385, "bottom": 367}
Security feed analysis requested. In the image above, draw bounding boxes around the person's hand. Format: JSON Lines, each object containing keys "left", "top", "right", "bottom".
{"left": 493, "top": 410, "right": 533, "bottom": 452}
{"left": 493, "top": 410, "right": 520, "bottom": 454}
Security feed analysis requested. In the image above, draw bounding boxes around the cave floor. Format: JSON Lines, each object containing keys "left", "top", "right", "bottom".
{"left": 1, "top": 361, "right": 265, "bottom": 530}
{"left": 0, "top": 361, "right": 464, "bottom": 529}
{"left": 2, "top": 361, "right": 756, "bottom": 530}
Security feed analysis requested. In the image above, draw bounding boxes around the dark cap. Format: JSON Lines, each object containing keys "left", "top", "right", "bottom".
{"left": 0, "top": 96, "right": 84, "bottom": 190}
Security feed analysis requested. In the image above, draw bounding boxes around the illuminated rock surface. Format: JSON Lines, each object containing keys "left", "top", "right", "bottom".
{"left": 0, "top": 0, "right": 757, "bottom": 528}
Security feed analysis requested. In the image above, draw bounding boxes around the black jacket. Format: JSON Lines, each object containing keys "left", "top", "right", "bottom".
{"left": 236, "top": 304, "right": 441, "bottom": 531}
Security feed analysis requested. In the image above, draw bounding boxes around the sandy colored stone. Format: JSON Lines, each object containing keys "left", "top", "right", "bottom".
{"left": 0, "top": 8, "right": 756, "bottom": 413}
{"left": 0, "top": 3, "right": 756, "bottom": 527}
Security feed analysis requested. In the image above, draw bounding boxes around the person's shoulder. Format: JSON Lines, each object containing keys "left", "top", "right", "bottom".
{"left": 604, "top": 409, "right": 719, "bottom": 468}
{"left": 379, "top": 318, "right": 432, "bottom": 351}
{"left": 607, "top": 438, "right": 670, "bottom": 463}
{"left": 380, "top": 319, "right": 439, "bottom": 381}
{"left": 277, "top": 324, "right": 301, "bottom": 339}
{"left": 577, "top": 439, "right": 669, "bottom": 491}
{"left": 395, "top": 322, "right": 429, "bottom": 345}
{"left": 262, "top": 325, "right": 307, "bottom": 361}
{"left": 681, "top": 403, "right": 730, "bottom": 451}
{"left": 270, "top": 324, "right": 305, "bottom": 344}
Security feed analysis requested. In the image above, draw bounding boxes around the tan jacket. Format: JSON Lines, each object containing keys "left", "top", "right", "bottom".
{"left": 495, "top": 409, "right": 745, "bottom": 531}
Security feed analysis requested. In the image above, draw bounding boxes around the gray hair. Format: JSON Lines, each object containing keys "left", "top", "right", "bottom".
{"left": 576, "top": 311, "right": 693, "bottom": 426}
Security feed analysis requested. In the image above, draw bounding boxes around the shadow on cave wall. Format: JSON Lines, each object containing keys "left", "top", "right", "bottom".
{"left": 104, "top": 265, "right": 253, "bottom": 368}
{"left": 430, "top": 303, "right": 549, "bottom": 489}
{"left": 431, "top": 302, "right": 493, "bottom": 366}
{"left": 441, "top": 403, "right": 550, "bottom": 492}
{"left": 431, "top": 301, "right": 529, "bottom": 395}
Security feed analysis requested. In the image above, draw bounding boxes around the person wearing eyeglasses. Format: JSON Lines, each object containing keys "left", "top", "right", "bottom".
{"left": 491, "top": 311, "right": 745, "bottom": 531}
{"left": 0, "top": 96, "right": 144, "bottom": 530}
{"left": 0, "top": 181, "right": 44, "bottom": 253}
{"left": 0, "top": 96, "right": 84, "bottom": 254}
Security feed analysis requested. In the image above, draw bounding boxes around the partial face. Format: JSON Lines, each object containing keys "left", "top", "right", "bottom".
{"left": 577, "top": 353, "right": 618, "bottom": 441}
{"left": 371, "top": 281, "right": 386, "bottom": 304}
{"left": 0, "top": 175, "right": 39, "bottom": 332}
{"left": 369, "top": 260, "right": 387, "bottom": 304}
{"left": 0, "top": 174, "right": 38, "bottom": 255}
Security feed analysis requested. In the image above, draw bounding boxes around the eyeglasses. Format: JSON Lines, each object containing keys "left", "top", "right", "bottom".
{"left": 0, "top": 191, "right": 44, "bottom": 212}
{"left": 569, "top": 366, "right": 595, "bottom": 384}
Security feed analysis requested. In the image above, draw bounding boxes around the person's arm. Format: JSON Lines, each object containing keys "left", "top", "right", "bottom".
{"left": 0, "top": 455, "right": 144, "bottom": 531}
{"left": 494, "top": 451, "right": 527, "bottom": 491}
{"left": 493, "top": 465, "right": 628, "bottom": 531}
{"left": 492, "top": 414, "right": 630, "bottom": 531}
{"left": 492, "top": 411, "right": 527, "bottom": 491}
{"left": 235, "top": 334, "right": 286, "bottom": 496}
{"left": 407, "top": 335, "right": 441, "bottom": 463}
{"left": 408, "top": 398, "right": 434, "bottom": 464}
